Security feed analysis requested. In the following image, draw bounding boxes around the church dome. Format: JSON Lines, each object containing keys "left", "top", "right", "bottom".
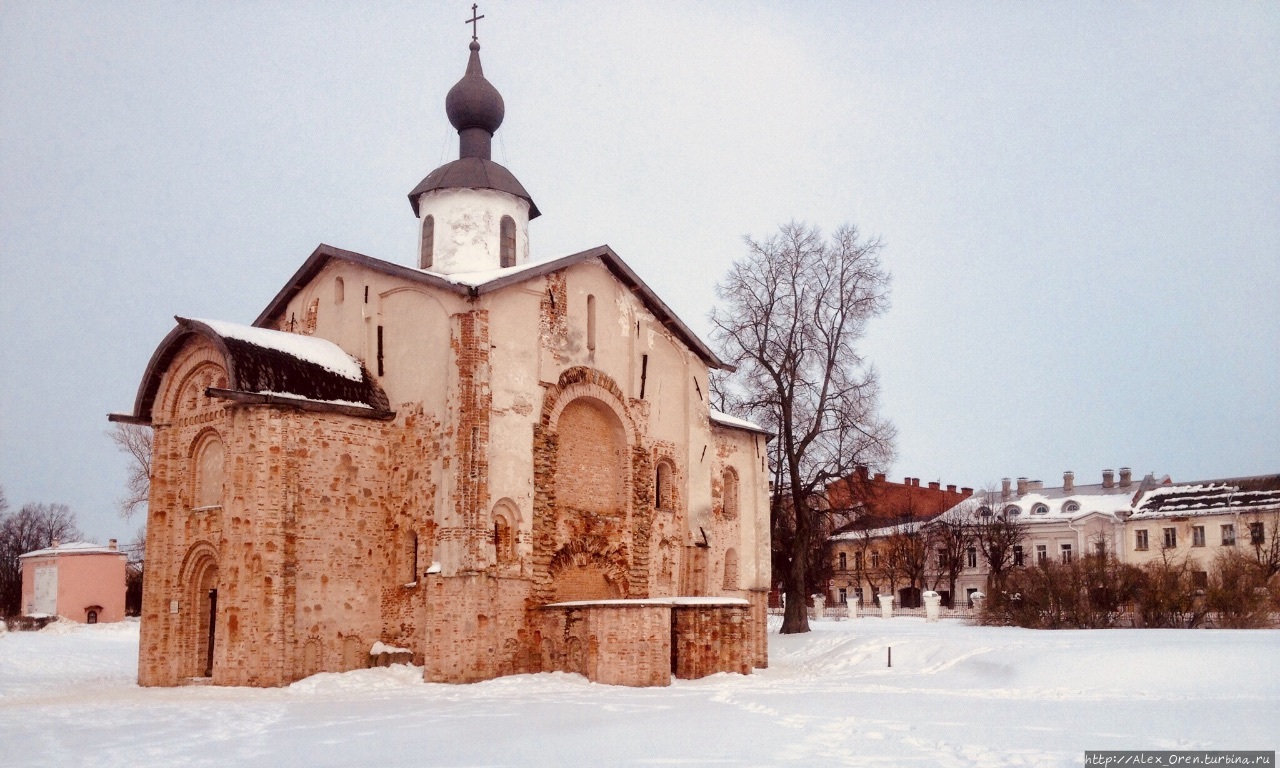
{"left": 445, "top": 41, "right": 504, "bottom": 136}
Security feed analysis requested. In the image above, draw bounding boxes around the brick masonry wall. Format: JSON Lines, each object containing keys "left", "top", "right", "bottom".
{"left": 672, "top": 604, "right": 750, "bottom": 679}
{"left": 541, "top": 603, "right": 672, "bottom": 687}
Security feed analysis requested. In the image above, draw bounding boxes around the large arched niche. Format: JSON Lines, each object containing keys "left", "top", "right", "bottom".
{"left": 534, "top": 367, "right": 645, "bottom": 603}
{"left": 553, "top": 396, "right": 628, "bottom": 516}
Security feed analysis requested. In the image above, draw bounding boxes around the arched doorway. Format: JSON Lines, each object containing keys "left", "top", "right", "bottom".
{"left": 186, "top": 554, "right": 219, "bottom": 678}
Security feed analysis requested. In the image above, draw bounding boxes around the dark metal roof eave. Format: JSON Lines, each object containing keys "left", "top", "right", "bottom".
{"left": 255, "top": 244, "right": 733, "bottom": 371}
{"left": 206, "top": 388, "right": 396, "bottom": 421}
{"left": 254, "top": 244, "right": 474, "bottom": 328}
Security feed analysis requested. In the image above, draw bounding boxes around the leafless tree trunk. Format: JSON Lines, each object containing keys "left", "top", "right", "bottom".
{"left": 971, "top": 493, "right": 1027, "bottom": 596}
{"left": 930, "top": 517, "right": 973, "bottom": 607}
{"left": 108, "top": 423, "right": 153, "bottom": 520}
{"left": 711, "top": 222, "right": 895, "bottom": 633}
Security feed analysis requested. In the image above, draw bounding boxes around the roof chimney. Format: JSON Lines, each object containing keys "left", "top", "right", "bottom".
{"left": 51, "top": 537, "right": 60, "bottom": 549}
{"left": 109, "top": 539, "right": 118, "bottom": 551}
{"left": 1102, "top": 469, "right": 1115, "bottom": 489}
{"left": 1016, "top": 477, "right": 1028, "bottom": 497}
{"left": 928, "top": 481, "right": 940, "bottom": 491}
{"left": 1119, "top": 467, "right": 1132, "bottom": 487}
{"left": 1063, "top": 471, "right": 1074, "bottom": 493}
{"left": 1001, "top": 478, "right": 1011, "bottom": 501}
{"left": 946, "top": 484, "right": 956, "bottom": 493}
{"left": 913, "top": 478, "right": 921, "bottom": 488}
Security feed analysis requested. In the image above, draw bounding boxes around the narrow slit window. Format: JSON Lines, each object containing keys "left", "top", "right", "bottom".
{"left": 499, "top": 216, "right": 516, "bottom": 268}
{"left": 376, "top": 325, "right": 384, "bottom": 376}
{"left": 420, "top": 215, "right": 435, "bottom": 270}
{"left": 334, "top": 277, "right": 345, "bottom": 304}
{"left": 586, "top": 294, "right": 596, "bottom": 351}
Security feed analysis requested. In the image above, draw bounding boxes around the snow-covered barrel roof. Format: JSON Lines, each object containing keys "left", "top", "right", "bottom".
{"left": 116, "top": 317, "right": 392, "bottom": 424}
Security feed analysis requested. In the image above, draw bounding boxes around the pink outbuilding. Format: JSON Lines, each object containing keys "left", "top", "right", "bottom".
{"left": 20, "top": 540, "right": 128, "bottom": 623}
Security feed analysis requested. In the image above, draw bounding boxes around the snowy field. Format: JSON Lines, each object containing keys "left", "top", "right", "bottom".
{"left": 1, "top": 618, "right": 1276, "bottom": 767}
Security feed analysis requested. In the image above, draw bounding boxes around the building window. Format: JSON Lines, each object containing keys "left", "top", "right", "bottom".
{"left": 1222, "top": 524, "right": 1236, "bottom": 546}
{"left": 853, "top": 587, "right": 864, "bottom": 605}
{"left": 585, "top": 294, "right": 596, "bottom": 352}
{"left": 1003, "top": 505, "right": 1022, "bottom": 518}
{"left": 1135, "top": 530, "right": 1149, "bottom": 551}
{"left": 1063, "top": 501, "right": 1081, "bottom": 514}
{"left": 1035, "top": 544, "right": 1047, "bottom": 565}
{"left": 192, "top": 432, "right": 225, "bottom": 510}
{"left": 1013, "top": 545, "right": 1024, "bottom": 566}
{"left": 837, "top": 587, "right": 847, "bottom": 605}
{"left": 1060, "top": 543, "right": 1072, "bottom": 564}
{"left": 1094, "top": 540, "right": 1106, "bottom": 557}
{"left": 854, "top": 551, "right": 864, "bottom": 571}
{"left": 1163, "top": 527, "right": 1177, "bottom": 549}
{"left": 838, "top": 552, "right": 846, "bottom": 571}
{"left": 420, "top": 215, "right": 434, "bottom": 269}
{"left": 1031, "top": 503, "right": 1048, "bottom": 515}
{"left": 1192, "top": 526, "right": 1206, "bottom": 547}
{"left": 1250, "top": 522, "right": 1265, "bottom": 546}
{"left": 721, "top": 467, "right": 739, "bottom": 520}
{"left": 492, "top": 500, "right": 519, "bottom": 566}
{"left": 499, "top": 215, "right": 516, "bottom": 267}
{"left": 655, "top": 460, "right": 674, "bottom": 510}
{"left": 936, "top": 549, "right": 947, "bottom": 570}
{"left": 977, "top": 506, "right": 993, "bottom": 518}
{"left": 966, "top": 547, "right": 977, "bottom": 569}
{"left": 870, "top": 551, "right": 880, "bottom": 569}
{"left": 1192, "top": 570, "right": 1209, "bottom": 588}
{"left": 723, "top": 548, "right": 738, "bottom": 590}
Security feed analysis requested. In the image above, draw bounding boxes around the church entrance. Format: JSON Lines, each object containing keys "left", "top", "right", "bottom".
{"left": 188, "top": 556, "right": 219, "bottom": 678}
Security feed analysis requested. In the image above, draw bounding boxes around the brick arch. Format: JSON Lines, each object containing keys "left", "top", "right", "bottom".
{"left": 547, "top": 535, "right": 629, "bottom": 602}
{"left": 177, "top": 541, "right": 220, "bottom": 678}
{"left": 540, "top": 366, "right": 637, "bottom": 445}
{"left": 188, "top": 428, "right": 225, "bottom": 510}
{"left": 157, "top": 342, "right": 228, "bottom": 422}
{"left": 532, "top": 366, "right": 654, "bottom": 604}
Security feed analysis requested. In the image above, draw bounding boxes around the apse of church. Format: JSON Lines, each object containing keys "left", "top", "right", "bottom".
{"left": 113, "top": 20, "right": 770, "bottom": 689}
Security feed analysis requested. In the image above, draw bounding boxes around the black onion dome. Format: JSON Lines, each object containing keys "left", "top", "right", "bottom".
{"left": 445, "top": 41, "right": 504, "bottom": 135}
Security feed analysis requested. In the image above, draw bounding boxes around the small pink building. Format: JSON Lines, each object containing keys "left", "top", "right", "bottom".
{"left": 20, "top": 540, "right": 128, "bottom": 623}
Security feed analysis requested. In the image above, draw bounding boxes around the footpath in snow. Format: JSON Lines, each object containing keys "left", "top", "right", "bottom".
{"left": 0, "top": 616, "right": 1276, "bottom": 767}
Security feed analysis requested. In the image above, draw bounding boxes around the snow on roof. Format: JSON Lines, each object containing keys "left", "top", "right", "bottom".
{"left": 1132, "top": 475, "right": 1280, "bottom": 518}
{"left": 193, "top": 318, "right": 363, "bottom": 382}
{"left": 426, "top": 258, "right": 549, "bottom": 287}
{"left": 20, "top": 541, "right": 124, "bottom": 559}
{"left": 709, "top": 409, "right": 770, "bottom": 435}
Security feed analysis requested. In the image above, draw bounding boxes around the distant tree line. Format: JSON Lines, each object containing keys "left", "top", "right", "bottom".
{"left": 980, "top": 515, "right": 1280, "bottom": 630}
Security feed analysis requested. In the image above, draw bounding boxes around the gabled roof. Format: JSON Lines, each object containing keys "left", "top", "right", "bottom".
{"left": 254, "top": 243, "right": 731, "bottom": 370}
{"left": 114, "top": 317, "right": 392, "bottom": 425}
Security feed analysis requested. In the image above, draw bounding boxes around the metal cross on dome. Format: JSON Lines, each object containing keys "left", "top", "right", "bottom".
{"left": 466, "top": 4, "right": 484, "bottom": 41}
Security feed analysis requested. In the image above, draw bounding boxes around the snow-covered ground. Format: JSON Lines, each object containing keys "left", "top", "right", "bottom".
{"left": 1, "top": 617, "right": 1275, "bottom": 767}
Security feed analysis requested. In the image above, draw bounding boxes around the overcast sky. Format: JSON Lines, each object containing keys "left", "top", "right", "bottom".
{"left": 2, "top": 2, "right": 1277, "bottom": 545}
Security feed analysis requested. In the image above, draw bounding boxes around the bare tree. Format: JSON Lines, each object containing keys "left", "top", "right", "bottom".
{"left": 712, "top": 222, "right": 895, "bottom": 633}
{"left": 971, "top": 493, "right": 1027, "bottom": 595}
{"left": 929, "top": 516, "right": 974, "bottom": 608}
{"left": 108, "top": 422, "right": 153, "bottom": 520}
{"left": 1241, "top": 512, "right": 1280, "bottom": 579}
{"left": 0, "top": 502, "right": 83, "bottom": 617}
